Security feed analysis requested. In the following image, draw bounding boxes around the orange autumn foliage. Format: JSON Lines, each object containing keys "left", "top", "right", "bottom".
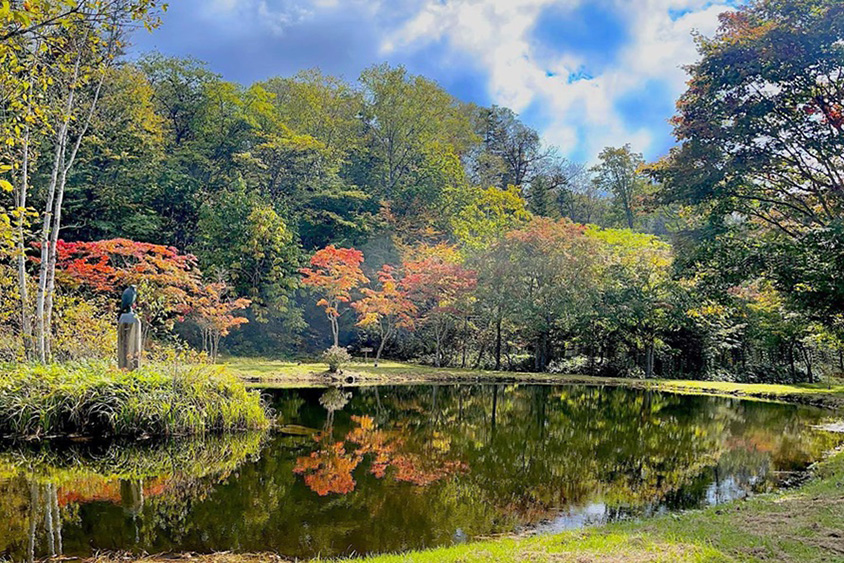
{"left": 293, "top": 415, "right": 468, "bottom": 496}
{"left": 53, "top": 238, "right": 204, "bottom": 332}
{"left": 300, "top": 245, "right": 368, "bottom": 346}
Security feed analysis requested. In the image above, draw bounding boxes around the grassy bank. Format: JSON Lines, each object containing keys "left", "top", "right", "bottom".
{"left": 350, "top": 447, "right": 844, "bottom": 563}
{"left": 226, "top": 357, "right": 844, "bottom": 410}
{"left": 0, "top": 361, "right": 269, "bottom": 438}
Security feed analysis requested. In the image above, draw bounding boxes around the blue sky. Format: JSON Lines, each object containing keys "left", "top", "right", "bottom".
{"left": 131, "top": 0, "right": 740, "bottom": 163}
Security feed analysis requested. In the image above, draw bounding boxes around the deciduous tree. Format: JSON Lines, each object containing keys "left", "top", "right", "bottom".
{"left": 353, "top": 265, "right": 416, "bottom": 365}
{"left": 300, "top": 245, "right": 368, "bottom": 347}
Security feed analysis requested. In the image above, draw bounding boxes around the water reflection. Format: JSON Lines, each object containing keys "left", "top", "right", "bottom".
{"left": 0, "top": 384, "right": 840, "bottom": 561}
{"left": 0, "top": 433, "right": 264, "bottom": 562}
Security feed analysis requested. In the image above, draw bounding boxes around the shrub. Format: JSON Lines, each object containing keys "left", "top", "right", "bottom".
{"left": 322, "top": 346, "right": 351, "bottom": 373}
{"left": 52, "top": 294, "right": 115, "bottom": 361}
{"left": 0, "top": 361, "right": 269, "bottom": 438}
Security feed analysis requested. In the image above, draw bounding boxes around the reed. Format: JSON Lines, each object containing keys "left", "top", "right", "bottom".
{"left": 0, "top": 361, "right": 269, "bottom": 438}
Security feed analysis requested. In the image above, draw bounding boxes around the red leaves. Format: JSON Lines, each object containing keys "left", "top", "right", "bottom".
{"left": 193, "top": 282, "right": 252, "bottom": 337}
{"left": 293, "top": 415, "right": 467, "bottom": 496}
{"left": 401, "top": 247, "right": 477, "bottom": 318}
{"left": 293, "top": 440, "right": 361, "bottom": 496}
{"left": 53, "top": 238, "right": 251, "bottom": 338}
{"left": 55, "top": 238, "right": 200, "bottom": 296}
{"left": 353, "top": 265, "right": 416, "bottom": 332}
{"left": 300, "top": 245, "right": 368, "bottom": 320}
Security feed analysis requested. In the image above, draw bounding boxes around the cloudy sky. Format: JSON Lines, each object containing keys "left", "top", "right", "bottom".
{"left": 131, "top": 0, "right": 741, "bottom": 163}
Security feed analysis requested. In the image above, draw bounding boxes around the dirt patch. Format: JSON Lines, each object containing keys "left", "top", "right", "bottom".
{"left": 87, "top": 553, "right": 288, "bottom": 563}
{"left": 521, "top": 541, "right": 710, "bottom": 562}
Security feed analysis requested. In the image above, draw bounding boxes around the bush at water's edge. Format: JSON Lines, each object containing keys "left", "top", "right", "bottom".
{"left": 0, "top": 361, "right": 269, "bottom": 438}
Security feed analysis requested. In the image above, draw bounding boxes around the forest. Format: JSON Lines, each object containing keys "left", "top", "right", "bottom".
{"left": 3, "top": 2, "right": 844, "bottom": 563}
{"left": 2, "top": 0, "right": 844, "bottom": 385}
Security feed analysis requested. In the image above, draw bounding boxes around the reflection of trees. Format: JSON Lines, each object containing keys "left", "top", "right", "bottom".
{"left": 0, "top": 386, "right": 837, "bottom": 561}
{"left": 0, "top": 433, "right": 265, "bottom": 561}
{"left": 347, "top": 385, "right": 839, "bottom": 528}
{"left": 293, "top": 416, "right": 467, "bottom": 496}
{"left": 319, "top": 387, "right": 351, "bottom": 432}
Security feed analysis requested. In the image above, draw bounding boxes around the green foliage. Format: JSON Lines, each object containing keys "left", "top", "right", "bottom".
{"left": 655, "top": 0, "right": 844, "bottom": 333}
{"left": 451, "top": 185, "right": 531, "bottom": 249}
{"left": 592, "top": 145, "right": 647, "bottom": 230}
{"left": 0, "top": 362, "right": 268, "bottom": 437}
{"left": 322, "top": 346, "right": 351, "bottom": 373}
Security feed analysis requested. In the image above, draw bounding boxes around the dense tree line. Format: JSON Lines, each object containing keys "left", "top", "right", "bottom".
{"left": 1, "top": 0, "right": 843, "bottom": 382}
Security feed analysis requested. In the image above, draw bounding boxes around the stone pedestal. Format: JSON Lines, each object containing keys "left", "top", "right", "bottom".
{"left": 118, "top": 312, "right": 143, "bottom": 370}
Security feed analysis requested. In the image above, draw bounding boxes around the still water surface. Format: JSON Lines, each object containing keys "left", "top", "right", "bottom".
{"left": 1, "top": 384, "right": 842, "bottom": 560}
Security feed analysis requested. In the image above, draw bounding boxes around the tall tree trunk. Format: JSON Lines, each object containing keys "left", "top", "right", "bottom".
{"left": 374, "top": 327, "right": 388, "bottom": 367}
{"left": 36, "top": 105, "right": 72, "bottom": 362}
{"left": 329, "top": 313, "right": 339, "bottom": 348}
{"left": 494, "top": 312, "right": 502, "bottom": 371}
{"left": 460, "top": 316, "right": 468, "bottom": 369}
{"left": 16, "top": 121, "right": 32, "bottom": 358}
{"left": 646, "top": 341, "right": 655, "bottom": 379}
{"left": 473, "top": 340, "right": 486, "bottom": 369}
{"left": 799, "top": 344, "right": 813, "bottom": 383}
{"left": 43, "top": 68, "right": 105, "bottom": 352}
{"left": 624, "top": 199, "right": 634, "bottom": 230}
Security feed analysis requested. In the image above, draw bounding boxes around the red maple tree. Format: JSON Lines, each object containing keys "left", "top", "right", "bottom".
{"left": 53, "top": 238, "right": 204, "bottom": 334}
{"left": 192, "top": 282, "right": 252, "bottom": 362}
{"left": 352, "top": 265, "right": 416, "bottom": 366}
{"left": 402, "top": 245, "right": 477, "bottom": 367}
{"left": 300, "top": 245, "right": 368, "bottom": 347}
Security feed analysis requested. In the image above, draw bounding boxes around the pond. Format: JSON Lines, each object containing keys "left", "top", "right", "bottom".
{"left": 1, "top": 384, "right": 842, "bottom": 561}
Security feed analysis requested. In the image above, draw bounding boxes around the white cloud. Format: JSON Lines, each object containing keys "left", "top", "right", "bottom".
{"left": 382, "top": 0, "right": 735, "bottom": 162}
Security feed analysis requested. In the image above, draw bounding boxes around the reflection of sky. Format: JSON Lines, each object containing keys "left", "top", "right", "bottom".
{"left": 128, "top": 0, "right": 743, "bottom": 163}
{"left": 531, "top": 502, "right": 609, "bottom": 534}
{"left": 532, "top": 464, "right": 769, "bottom": 536}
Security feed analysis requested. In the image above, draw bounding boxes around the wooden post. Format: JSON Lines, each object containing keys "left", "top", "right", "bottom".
{"left": 118, "top": 312, "right": 142, "bottom": 370}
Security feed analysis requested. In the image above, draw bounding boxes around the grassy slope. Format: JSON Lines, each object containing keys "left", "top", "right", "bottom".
{"left": 225, "top": 357, "right": 844, "bottom": 409}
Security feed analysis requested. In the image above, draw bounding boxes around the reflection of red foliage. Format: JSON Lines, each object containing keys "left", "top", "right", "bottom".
{"left": 391, "top": 456, "right": 468, "bottom": 486}
{"left": 293, "top": 440, "right": 362, "bottom": 496}
{"left": 293, "top": 416, "right": 468, "bottom": 496}
{"left": 57, "top": 476, "right": 170, "bottom": 506}
{"left": 726, "top": 434, "right": 775, "bottom": 453}
{"left": 58, "top": 480, "right": 121, "bottom": 506}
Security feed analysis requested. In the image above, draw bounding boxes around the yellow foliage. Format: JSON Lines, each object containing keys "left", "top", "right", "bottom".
{"left": 51, "top": 295, "right": 116, "bottom": 361}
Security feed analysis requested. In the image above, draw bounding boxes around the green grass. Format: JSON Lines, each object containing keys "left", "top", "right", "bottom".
{"left": 0, "top": 361, "right": 270, "bottom": 438}
{"left": 226, "top": 357, "right": 844, "bottom": 409}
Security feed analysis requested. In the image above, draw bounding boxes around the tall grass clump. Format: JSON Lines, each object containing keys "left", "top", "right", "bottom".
{"left": 0, "top": 361, "right": 269, "bottom": 438}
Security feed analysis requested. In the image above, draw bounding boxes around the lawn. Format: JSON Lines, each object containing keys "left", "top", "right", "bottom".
{"left": 225, "top": 357, "right": 844, "bottom": 410}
